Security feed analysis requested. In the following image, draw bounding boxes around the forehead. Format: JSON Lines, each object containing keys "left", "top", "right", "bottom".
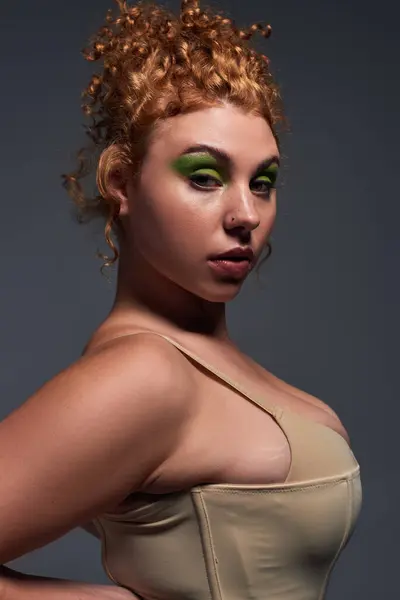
{"left": 147, "top": 104, "right": 279, "bottom": 166}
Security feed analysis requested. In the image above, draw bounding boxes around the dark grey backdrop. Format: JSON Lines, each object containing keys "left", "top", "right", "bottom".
{"left": 1, "top": 0, "right": 399, "bottom": 598}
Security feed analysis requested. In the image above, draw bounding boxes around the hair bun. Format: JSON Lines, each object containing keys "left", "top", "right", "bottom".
{"left": 62, "top": 0, "right": 284, "bottom": 273}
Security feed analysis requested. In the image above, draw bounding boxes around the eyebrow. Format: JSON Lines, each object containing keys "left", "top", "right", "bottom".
{"left": 179, "top": 144, "right": 280, "bottom": 172}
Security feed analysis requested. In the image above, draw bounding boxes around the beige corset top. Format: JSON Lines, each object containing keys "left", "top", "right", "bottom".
{"left": 86, "top": 333, "right": 362, "bottom": 600}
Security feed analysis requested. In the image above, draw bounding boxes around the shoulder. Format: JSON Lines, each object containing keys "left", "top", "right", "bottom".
{"left": 82, "top": 330, "right": 196, "bottom": 408}
{"left": 85, "top": 331, "right": 195, "bottom": 385}
{"left": 0, "top": 331, "right": 195, "bottom": 563}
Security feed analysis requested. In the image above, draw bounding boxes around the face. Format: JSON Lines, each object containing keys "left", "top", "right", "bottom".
{"left": 120, "top": 103, "right": 279, "bottom": 302}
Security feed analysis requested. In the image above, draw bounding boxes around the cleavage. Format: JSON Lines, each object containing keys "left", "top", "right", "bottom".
{"left": 194, "top": 373, "right": 292, "bottom": 485}
{"left": 144, "top": 369, "right": 293, "bottom": 494}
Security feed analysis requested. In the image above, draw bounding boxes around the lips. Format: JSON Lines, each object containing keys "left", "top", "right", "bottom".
{"left": 209, "top": 246, "right": 254, "bottom": 263}
{"left": 207, "top": 255, "right": 252, "bottom": 279}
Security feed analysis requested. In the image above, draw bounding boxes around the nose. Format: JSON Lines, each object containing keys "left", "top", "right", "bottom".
{"left": 223, "top": 187, "right": 261, "bottom": 233}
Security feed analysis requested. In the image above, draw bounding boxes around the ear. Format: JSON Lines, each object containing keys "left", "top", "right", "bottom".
{"left": 96, "top": 144, "right": 131, "bottom": 217}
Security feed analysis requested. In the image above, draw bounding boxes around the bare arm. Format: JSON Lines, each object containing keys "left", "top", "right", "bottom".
{"left": 0, "top": 333, "right": 192, "bottom": 598}
{"left": 0, "top": 564, "right": 139, "bottom": 599}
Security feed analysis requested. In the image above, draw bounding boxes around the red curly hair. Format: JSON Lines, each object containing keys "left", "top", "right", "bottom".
{"left": 62, "top": 0, "right": 285, "bottom": 272}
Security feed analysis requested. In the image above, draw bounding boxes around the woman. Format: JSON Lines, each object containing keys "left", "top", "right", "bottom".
{"left": 0, "top": 1, "right": 362, "bottom": 599}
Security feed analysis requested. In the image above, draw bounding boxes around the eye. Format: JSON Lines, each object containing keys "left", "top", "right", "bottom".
{"left": 251, "top": 175, "right": 274, "bottom": 197}
{"left": 189, "top": 168, "right": 223, "bottom": 190}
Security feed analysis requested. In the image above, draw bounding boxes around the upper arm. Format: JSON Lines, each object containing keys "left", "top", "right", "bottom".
{"left": 0, "top": 334, "right": 192, "bottom": 564}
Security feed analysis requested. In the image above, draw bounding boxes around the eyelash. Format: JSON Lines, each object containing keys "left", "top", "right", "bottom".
{"left": 189, "top": 173, "right": 275, "bottom": 197}
{"left": 189, "top": 173, "right": 222, "bottom": 189}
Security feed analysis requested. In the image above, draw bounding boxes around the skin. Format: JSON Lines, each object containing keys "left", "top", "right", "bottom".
{"left": 100, "top": 100, "right": 347, "bottom": 441}
{"left": 92, "top": 100, "right": 349, "bottom": 493}
{"left": 0, "top": 103, "right": 348, "bottom": 598}
{"left": 108, "top": 102, "right": 280, "bottom": 339}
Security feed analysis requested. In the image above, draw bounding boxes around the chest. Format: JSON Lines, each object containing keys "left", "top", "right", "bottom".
{"left": 141, "top": 356, "right": 346, "bottom": 495}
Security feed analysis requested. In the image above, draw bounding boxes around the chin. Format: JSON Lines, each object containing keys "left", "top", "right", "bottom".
{"left": 191, "top": 280, "right": 244, "bottom": 303}
{"left": 162, "top": 263, "right": 247, "bottom": 303}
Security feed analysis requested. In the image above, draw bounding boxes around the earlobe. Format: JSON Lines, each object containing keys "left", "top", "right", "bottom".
{"left": 109, "top": 168, "right": 130, "bottom": 217}
{"left": 97, "top": 144, "right": 130, "bottom": 216}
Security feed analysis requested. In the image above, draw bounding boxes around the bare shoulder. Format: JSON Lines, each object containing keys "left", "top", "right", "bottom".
{"left": 0, "top": 331, "right": 194, "bottom": 564}
{"left": 84, "top": 330, "right": 196, "bottom": 402}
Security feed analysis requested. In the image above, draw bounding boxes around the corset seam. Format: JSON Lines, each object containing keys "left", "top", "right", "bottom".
{"left": 192, "top": 470, "right": 359, "bottom": 496}
{"left": 318, "top": 479, "right": 353, "bottom": 600}
{"left": 94, "top": 517, "right": 146, "bottom": 598}
{"left": 191, "top": 490, "right": 223, "bottom": 600}
{"left": 93, "top": 517, "right": 122, "bottom": 586}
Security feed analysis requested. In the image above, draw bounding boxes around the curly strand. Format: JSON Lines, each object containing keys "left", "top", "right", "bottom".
{"left": 62, "top": 0, "right": 286, "bottom": 273}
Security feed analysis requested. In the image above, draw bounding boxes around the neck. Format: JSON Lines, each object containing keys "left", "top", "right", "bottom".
{"left": 110, "top": 248, "right": 230, "bottom": 341}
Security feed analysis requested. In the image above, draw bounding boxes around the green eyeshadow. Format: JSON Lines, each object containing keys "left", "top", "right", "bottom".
{"left": 170, "top": 152, "right": 279, "bottom": 189}
{"left": 171, "top": 153, "right": 227, "bottom": 180}
{"left": 255, "top": 163, "right": 279, "bottom": 185}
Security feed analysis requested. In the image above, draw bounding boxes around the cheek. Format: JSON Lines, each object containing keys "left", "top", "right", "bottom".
{"left": 130, "top": 179, "right": 210, "bottom": 263}
{"left": 267, "top": 204, "right": 277, "bottom": 230}
{"left": 258, "top": 195, "right": 277, "bottom": 235}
